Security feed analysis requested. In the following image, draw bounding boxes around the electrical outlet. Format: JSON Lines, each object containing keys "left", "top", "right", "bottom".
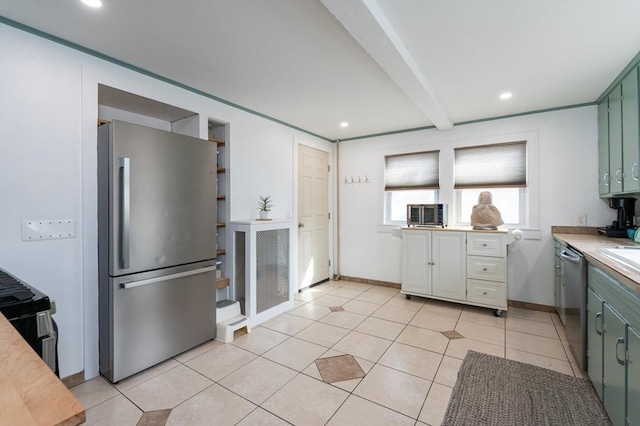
{"left": 574, "top": 214, "right": 587, "bottom": 226}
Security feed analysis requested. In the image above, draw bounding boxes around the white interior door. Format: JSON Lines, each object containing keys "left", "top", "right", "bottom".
{"left": 298, "top": 145, "right": 329, "bottom": 290}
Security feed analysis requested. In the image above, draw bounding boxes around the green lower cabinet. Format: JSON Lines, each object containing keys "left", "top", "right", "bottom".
{"left": 628, "top": 326, "right": 640, "bottom": 426}
{"left": 588, "top": 288, "right": 605, "bottom": 399}
{"left": 603, "top": 303, "right": 627, "bottom": 426}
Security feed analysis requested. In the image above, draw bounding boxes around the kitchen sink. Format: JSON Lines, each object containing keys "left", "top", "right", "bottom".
{"left": 596, "top": 246, "right": 640, "bottom": 273}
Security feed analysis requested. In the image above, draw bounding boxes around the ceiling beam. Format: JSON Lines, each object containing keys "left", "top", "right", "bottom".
{"left": 321, "top": 0, "right": 453, "bottom": 131}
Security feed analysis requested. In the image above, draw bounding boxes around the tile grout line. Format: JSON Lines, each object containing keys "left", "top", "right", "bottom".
{"left": 81, "top": 280, "right": 575, "bottom": 425}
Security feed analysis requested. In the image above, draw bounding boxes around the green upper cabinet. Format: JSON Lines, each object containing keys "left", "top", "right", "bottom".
{"left": 609, "top": 86, "right": 624, "bottom": 194}
{"left": 598, "top": 99, "right": 611, "bottom": 196}
{"left": 599, "top": 60, "right": 640, "bottom": 197}
{"left": 621, "top": 66, "right": 640, "bottom": 193}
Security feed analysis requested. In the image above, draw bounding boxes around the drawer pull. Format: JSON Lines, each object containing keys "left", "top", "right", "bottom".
{"left": 615, "top": 337, "right": 626, "bottom": 366}
{"left": 483, "top": 267, "right": 488, "bottom": 271}
{"left": 482, "top": 291, "right": 488, "bottom": 296}
{"left": 595, "top": 312, "right": 603, "bottom": 336}
{"left": 482, "top": 243, "right": 488, "bottom": 247}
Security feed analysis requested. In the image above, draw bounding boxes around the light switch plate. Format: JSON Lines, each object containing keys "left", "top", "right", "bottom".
{"left": 574, "top": 214, "right": 587, "bottom": 226}
{"left": 22, "top": 219, "right": 75, "bottom": 242}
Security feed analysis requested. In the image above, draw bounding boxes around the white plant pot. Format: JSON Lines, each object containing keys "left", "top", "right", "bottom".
{"left": 259, "top": 210, "right": 270, "bottom": 220}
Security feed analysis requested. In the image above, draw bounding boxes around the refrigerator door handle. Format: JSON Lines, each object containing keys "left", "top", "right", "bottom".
{"left": 120, "top": 266, "right": 217, "bottom": 289}
{"left": 120, "top": 157, "right": 130, "bottom": 269}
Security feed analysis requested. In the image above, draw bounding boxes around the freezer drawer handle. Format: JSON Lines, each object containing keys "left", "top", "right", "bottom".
{"left": 119, "top": 266, "right": 217, "bottom": 289}
{"left": 120, "top": 157, "right": 131, "bottom": 269}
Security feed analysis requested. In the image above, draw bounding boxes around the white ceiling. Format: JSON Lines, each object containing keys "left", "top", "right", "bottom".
{"left": 1, "top": 0, "right": 639, "bottom": 140}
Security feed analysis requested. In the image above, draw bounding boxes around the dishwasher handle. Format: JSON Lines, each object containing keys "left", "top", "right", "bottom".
{"left": 560, "top": 249, "right": 582, "bottom": 264}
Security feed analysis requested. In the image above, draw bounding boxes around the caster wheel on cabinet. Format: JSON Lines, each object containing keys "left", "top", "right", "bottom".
{"left": 494, "top": 309, "right": 503, "bottom": 317}
{"left": 405, "top": 294, "right": 412, "bottom": 300}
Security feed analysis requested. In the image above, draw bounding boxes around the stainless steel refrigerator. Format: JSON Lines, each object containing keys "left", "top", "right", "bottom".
{"left": 98, "top": 120, "right": 217, "bottom": 383}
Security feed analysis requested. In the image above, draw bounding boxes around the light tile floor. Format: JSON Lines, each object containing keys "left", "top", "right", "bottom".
{"left": 72, "top": 280, "right": 585, "bottom": 426}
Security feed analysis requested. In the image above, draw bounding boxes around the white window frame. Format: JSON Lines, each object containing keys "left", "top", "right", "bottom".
{"left": 377, "top": 130, "right": 539, "bottom": 235}
{"left": 454, "top": 187, "right": 526, "bottom": 228}
{"left": 384, "top": 189, "right": 440, "bottom": 225}
{"left": 451, "top": 133, "right": 538, "bottom": 231}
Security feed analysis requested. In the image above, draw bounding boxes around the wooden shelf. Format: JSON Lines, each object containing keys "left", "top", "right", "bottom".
{"left": 216, "top": 249, "right": 226, "bottom": 256}
{"left": 217, "top": 222, "right": 226, "bottom": 228}
{"left": 217, "top": 167, "right": 226, "bottom": 173}
{"left": 208, "top": 137, "right": 226, "bottom": 146}
{"left": 216, "top": 278, "right": 230, "bottom": 289}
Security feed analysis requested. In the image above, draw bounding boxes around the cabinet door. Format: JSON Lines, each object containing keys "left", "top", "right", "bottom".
{"left": 598, "top": 99, "right": 611, "bottom": 196}
{"left": 587, "top": 288, "right": 604, "bottom": 399}
{"left": 622, "top": 66, "right": 640, "bottom": 194}
{"left": 554, "top": 252, "right": 561, "bottom": 316}
{"left": 628, "top": 326, "right": 640, "bottom": 426}
{"left": 609, "top": 86, "right": 624, "bottom": 194}
{"left": 402, "top": 231, "right": 432, "bottom": 296}
{"left": 432, "top": 231, "right": 466, "bottom": 300}
{"left": 603, "top": 303, "right": 626, "bottom": 426}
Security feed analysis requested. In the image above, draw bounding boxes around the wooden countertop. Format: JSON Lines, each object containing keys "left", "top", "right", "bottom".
{"left": 0, "top": 313, "right": 85, "bottom": 426}
{"left": 553, "top": 232, "right": 640, "bottom": 294}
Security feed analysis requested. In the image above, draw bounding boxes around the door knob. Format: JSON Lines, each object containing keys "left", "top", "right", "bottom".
{"left": 298, "top": 222, "right": 304, "bottom": 228}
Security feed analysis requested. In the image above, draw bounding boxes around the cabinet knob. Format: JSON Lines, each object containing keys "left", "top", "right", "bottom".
{"left": 483, "top": 267, "right": 488, "bottom": 271}
{"left": 483, "top": 291, "right": 488, "bottom": 295}
{"left": 482, "top": 243, "right": 487, "bottom": 247}
{"left": 298, "top": 222, "right": 304, "bottom": 228}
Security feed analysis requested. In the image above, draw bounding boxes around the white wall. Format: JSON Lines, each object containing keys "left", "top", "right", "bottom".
{"left": 0, "top": 24, "right": 333, "bottom": 379}
{"left": 338, "top": 106, "right": 616, "bottom": 306}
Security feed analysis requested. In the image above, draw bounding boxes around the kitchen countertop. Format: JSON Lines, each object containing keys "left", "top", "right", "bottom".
{"left": 0, "top": 313, "right": 85, "bottom": 426}
{"left": 553, "top": 230, "right": 639, "bottom": 294}
{"left": 403, "top": 226, "right": 508, "bottom": 233}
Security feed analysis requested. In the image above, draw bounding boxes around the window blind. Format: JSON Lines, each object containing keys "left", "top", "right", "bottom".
{"left": 454, "top": 141, "right": 526, "bottom": 189}
{"left": 384, "top": 150, "right": 439, "bottom": 190}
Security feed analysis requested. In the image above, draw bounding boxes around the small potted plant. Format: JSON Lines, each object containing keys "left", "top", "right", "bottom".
{"left": 257, "top": 195, "right": 273, "bottom": 220}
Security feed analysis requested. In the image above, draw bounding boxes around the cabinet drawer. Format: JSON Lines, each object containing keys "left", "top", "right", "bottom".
{"left": 467, "top": 233, "right": 506, "bottom": 257}
{"left": 467, "top": 279, "right": 506, "bottom": 308}
{"left": 467, "top": 256, "right": 506, "bottom": 282}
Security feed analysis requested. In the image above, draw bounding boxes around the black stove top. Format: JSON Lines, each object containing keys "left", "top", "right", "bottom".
{"left": 0, "top": 269, "right": 51, "bottom": 319}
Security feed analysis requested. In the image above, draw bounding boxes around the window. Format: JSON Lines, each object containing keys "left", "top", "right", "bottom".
{"left": 456, "top": 188, "right": 524, "bottom": 225}
{"left": 454, "top": 141, "right": 527, "bottom": 227}
{"left": 386, "top": 189, "right": 437, "bottom": 223}
{"left": 384, "top": 151, "right": 439, "bottom": 224}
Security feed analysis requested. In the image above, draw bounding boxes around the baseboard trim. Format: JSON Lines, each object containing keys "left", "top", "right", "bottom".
{"left": 508, "top": 300, "right": 556, "bottom": 313}
{"left": 61, "top": 370, "right": 85, "bottom": 388}
{"left": 337, "top": 275, "right": 401, "bottom": 289}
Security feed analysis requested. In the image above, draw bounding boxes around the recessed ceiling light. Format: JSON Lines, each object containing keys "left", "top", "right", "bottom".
{"left": 81, "top": 0, "right": 103, "bottom": 8}
{"left": 340, "top": 122, "right": 349, "bottom": 128}
{"left": 499, "top": 92, "right": 512, "bottom": 100}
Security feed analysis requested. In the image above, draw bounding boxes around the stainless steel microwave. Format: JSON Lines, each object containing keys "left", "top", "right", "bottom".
{"left": 407, "top": 204, "right": 448, "bottom": 227}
